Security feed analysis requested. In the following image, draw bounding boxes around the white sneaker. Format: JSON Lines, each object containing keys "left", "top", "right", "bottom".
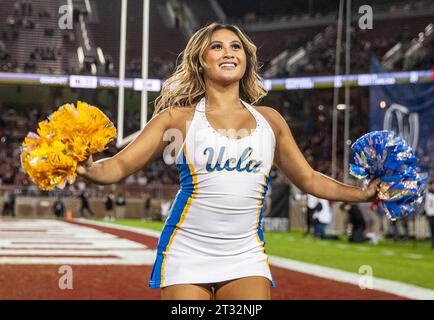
{"left": 110, "top": 217, "right": 116, "bottom": 221}
{"left": 104, "top": 216, "right": 109, "bottom": 221}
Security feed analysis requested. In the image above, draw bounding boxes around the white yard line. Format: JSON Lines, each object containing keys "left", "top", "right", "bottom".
{"left": 0, "top": 242, "right": 145, "bottom": 249}
{"left": 78, "top": 219, "right": 162, "bottom": 238}
{"left": 0, "top": 250, "right": 156, "bottom": 265}
{"left": 402, "top": 253, "right": 423, "bottom": 260}
{"left": 78, "top": 219, "right": 434, "bottom": 300}
{"left": 269, "top": 256, "right": 434, "bottom": 300}
{"left": 0, "top": 220, "right": 154, "bottom": 265}
{"left": 381, "top": 250, "right": 396, "bottom": 256}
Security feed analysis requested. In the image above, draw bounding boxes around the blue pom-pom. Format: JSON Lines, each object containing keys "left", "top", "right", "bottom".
{"left": 350, "top": 130, "right": 427, "bottom": 221}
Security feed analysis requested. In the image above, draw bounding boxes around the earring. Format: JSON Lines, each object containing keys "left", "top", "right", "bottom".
{"left": 198, "top": 66, "right": 203, "bottom": 73}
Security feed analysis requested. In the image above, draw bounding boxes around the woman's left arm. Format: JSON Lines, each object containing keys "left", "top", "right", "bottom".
{"left": 262, "top": 107, "right": 379, "bottom": 202}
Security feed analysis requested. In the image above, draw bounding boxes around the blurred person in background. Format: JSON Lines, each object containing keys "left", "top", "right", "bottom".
{"left": 116, "top": 192, "right": 126, "bottom": 206}
{"left": 142, "top": 192, "right": 151, "bottom": 220}
{"left": 52, "top": 196, "right": 65, "bottom": 219}
{"left": 369, "top": 199, "right": 386, "bottom": 235}
{"left": 104, "top": 190, "right": 115, "bottom": 221}
{"left": 359, "top": 202, "right": 379, "bottom": 244}
{"left": 115, "top": 191, "right": 126, "bottom": 219}
{"left": 2, "top": 191, "right": 11, "bottom": 216}
{"left": 390, "top": 216, "right": 409, "bottom": 242}
{"left": 341, "top": 202, "right": 367, "bottom": 243}
{"left": 78, "top": 190, "right": 95, "bottom": 218}
{"left": 160, "top": 199, "right": 172, "bottom": 221}
{"left": 1, "top": 191, "right": 15, "bottom": 217}
{"left": 307, "top": 194, "right": 337, "bottom": 239}
{"left": 425, "top": 181, "right": 434, "bottom": 249}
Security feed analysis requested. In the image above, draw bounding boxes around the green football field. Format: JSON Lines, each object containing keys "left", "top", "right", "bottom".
{"left": 96, "top": 218, "right": 434, "bottom": 290}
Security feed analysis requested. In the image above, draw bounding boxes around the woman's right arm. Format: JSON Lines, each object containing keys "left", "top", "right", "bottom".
{"left": 77, "top": 108, "right": 173, "bottom": 185}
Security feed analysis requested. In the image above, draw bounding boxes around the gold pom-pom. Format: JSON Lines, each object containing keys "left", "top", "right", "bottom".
{"left": 20, "top": 102, "right": 117, "bottom": 190}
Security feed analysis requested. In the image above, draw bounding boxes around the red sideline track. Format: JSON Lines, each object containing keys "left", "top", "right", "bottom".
{"left": 0, "top": 220, "right": 406, "bottom": 300}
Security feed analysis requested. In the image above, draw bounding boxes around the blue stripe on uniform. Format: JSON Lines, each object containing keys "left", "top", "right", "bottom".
{"left": 148, "top": 148, "right": 195, "bottom": 288}
{"left": 257, "top": 168, "right": 276, "bottom": 288}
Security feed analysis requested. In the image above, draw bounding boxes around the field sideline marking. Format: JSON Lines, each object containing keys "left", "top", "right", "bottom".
{"left": 0, "top": 220, "right": 155, "bottom": 265}
{"left": 77, "top": 219, "right": 163, "bottom": 238}
{"left": 77, "top": 219, "right": 434, "bottom": 300}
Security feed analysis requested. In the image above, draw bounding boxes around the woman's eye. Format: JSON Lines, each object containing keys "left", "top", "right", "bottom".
{"left": 232, "top": 44, "right": 242, "bottom": 49}
{"left": 211, "top": 44, "right": 222, "bottom": 50}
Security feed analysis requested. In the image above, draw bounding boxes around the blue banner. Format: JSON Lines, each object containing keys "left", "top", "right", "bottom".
{"left": 369, "top": 57, "right": 434, "bottom": 179}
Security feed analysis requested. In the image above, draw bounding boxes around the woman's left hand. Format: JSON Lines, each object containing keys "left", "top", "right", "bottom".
{"left": 362, "top": 177, "right": 381, "bottom": 201}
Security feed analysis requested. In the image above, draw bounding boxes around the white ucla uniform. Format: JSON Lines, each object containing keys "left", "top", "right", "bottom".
{"left": 149, "top": 97, "right": 276, "bottom": 288}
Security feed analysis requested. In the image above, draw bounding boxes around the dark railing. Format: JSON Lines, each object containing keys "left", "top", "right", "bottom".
{"left": 0, "top": 183, "right": 180, "bottom": 199}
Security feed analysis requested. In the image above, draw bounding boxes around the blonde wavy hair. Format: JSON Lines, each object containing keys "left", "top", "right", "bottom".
{"left": 153, "top": 23, "right": 267, "bottom": 116}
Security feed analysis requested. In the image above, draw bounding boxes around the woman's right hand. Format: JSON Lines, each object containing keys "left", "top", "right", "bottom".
{"left": 76, "top": 154, "right": 94, "bottom": 177}
{"left": 72, "top": 106, "right": 174, "bottom": 185}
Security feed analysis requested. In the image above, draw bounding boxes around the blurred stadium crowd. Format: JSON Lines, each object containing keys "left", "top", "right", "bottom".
{"left": 1, "top": 0, "right": 433, "bottom": 76}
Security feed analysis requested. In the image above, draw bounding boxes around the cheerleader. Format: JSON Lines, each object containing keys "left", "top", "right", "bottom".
{"left": 76, "top": 23, "right": 380, "bottom": 300}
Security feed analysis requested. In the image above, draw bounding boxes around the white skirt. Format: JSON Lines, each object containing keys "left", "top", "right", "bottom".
{"left": 149, "top": 225, "right": 275, "bottom": 288}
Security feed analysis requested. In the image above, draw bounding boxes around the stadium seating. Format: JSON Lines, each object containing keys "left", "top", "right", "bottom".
{"left": 0, "top": 0, "right": 76, "bottom": 74}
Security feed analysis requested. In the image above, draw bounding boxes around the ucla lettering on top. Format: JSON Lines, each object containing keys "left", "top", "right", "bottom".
{"left": 203, "top": 146, "right": 263, "bottom": 173}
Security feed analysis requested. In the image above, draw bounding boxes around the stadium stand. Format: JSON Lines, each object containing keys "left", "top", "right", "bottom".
{"left": 1, "top": 0, "right": 432, "bottom": 77}
{"left": 85, "top": 0, "right": 186, "bottom": 77}
{"left": 0, "top": 0, "right": 75, "bottom": 74}
{"left": 262, "top": 18, "right": 434, "bottom": 77}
